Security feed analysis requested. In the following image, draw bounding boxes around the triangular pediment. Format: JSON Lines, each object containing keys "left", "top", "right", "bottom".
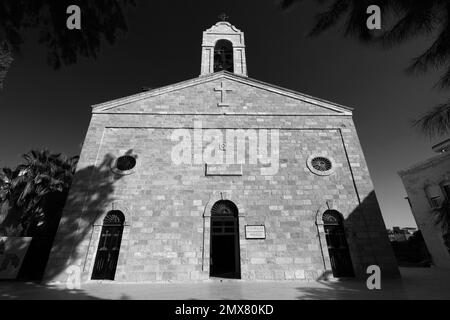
{"left": 92, "top": 71, "right": 353, "bottom": 116}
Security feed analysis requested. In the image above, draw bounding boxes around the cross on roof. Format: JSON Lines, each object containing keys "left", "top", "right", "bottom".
{"left": 218, "top": 13, "right": 229, "bottom": 22}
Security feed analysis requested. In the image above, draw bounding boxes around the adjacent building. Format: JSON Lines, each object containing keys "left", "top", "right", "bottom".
{"left": 399, "top": 139, "right": 450, "bottom": 268}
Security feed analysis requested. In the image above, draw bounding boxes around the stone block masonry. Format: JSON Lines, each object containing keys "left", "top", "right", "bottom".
{"left": 43, "top": 71, "right": 399, "bottom": 283}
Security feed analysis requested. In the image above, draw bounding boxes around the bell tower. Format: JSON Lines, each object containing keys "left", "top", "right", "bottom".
{"left": 200, "top": 15, "right": 248, "bottom": 77}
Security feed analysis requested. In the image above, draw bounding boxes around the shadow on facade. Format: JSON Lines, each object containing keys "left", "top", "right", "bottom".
{"left": 300, "top": 190, "right": 406, "bottom": 300}
{"left": 15, "top": 190, "right": 73, "bottom": 280}
{"left": 42, "top": 153, "right": 124, "bottom": 283}
{"left": 318, "top": 191, "right": 400, "bottom": 280}
{"left": 345, "top": 191, "right": 400, "bottom": 279}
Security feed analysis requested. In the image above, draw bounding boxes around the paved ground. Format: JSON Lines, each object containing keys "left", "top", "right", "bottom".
{"left": 0, "top": 267, "right": 449, "bottom": 300}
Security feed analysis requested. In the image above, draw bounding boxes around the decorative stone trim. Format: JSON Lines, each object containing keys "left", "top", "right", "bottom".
{"left": 92, "top": 202, "right": 133, "bottom": 226}
{"left": 202, "top": 192, "right": 244, "bottom": 217}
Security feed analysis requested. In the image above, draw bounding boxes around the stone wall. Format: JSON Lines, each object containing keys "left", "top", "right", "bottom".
{"left": 44, "top": 73, "right": 399, "bottom": 283}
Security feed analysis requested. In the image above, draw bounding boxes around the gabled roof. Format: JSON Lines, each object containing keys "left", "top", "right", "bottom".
{"left": 92, "top": 71, "right": 353, "bottom": 115}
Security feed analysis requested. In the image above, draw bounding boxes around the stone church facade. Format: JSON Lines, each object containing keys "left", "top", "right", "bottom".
{"left": 44, "top": 20, "right": 399, "bottom": 283}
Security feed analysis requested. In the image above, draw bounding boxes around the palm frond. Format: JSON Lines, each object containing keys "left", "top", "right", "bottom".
{"left": 309, "top": 0, "right": 351, "bottom": 37}
{"left": 407, "top": 21, "right": 450, "bottom": 75}
{"left": 413, "top": 100, "right": 450, "bottom": 137}
{"left": 382, "top": 2, "right": 438, "bottom": 48}
{"left": 281, "top": 0, "right": 450, "bottom": 90}
{"left": 436, "top": 64, "right": 450, "bottom": 90}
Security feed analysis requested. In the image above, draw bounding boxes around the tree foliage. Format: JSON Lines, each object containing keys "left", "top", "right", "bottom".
{"left": 0, "top": 0, "right": 136, "bottom": 88}
{"left": 281, "top": 0, "right": 450, "bottom": 137}
{"left": 0, "top": 150, "right": 78, "bottom": 236}
{"left": 433, "top": 199, "right": 450, "bottom": 252}
{"left": 412, "top": 99, "right": 450, "bottom": 137}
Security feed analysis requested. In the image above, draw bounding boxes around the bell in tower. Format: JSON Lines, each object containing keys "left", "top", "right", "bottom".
{"left": 200, "top": 15, "right": 247, "bottom": 76}
{"left": 214, "top": 40, "right": 234, "bottom": 73}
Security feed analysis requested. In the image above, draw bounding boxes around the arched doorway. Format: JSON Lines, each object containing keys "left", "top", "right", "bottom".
{"left": 322, "top": 210, "right": 354, "bottom": 277}
{"left": 214, "top": 40, "right": 234, "bottom": 72}
{"left": 210, "top": 200, "right": 240, "bottom": 278}
{"left": 92, "top": 210, "right": 125, "bottom": 280}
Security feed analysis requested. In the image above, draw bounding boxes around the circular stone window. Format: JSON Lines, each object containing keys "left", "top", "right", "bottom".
{"left": 112, "top": 155, "right": 137, "bottom": 175}
{"left": 312, "top": 157, "right": 332, "bottom": 172}
{"left": 306, "top": 155, "right": 335, "bottom": 176}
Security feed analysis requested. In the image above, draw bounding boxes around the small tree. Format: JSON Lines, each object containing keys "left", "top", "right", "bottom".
{"left": 1, "top": 150, "right": 79, "bottom": 236}
{"left": 0, "top": 171, "right": 10, "bottom": 228}
{"left": 433, "top": 199, "right": 450, "bottom": 253}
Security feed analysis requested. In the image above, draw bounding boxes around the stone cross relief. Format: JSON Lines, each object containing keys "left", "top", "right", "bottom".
{"left": 214, "top": 82, "right": 233, "bottom": 107}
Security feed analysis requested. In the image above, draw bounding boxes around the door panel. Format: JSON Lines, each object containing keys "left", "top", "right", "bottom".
{"left": 324, "top": 224, "right": 354, "bottom": 277}
{"left": 92, "top": 225, "right": 123, "bottom": 280}
{"left": 210, "top": 216, "right": 240, "bottom": 278}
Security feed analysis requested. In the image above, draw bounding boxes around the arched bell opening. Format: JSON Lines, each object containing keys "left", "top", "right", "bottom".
{"left": 214, "top": 40, "right": 234, "bottom": 73}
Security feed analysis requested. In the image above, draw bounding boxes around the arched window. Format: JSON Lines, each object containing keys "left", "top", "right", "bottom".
{"left": 92, "top": 210, "right": 125, "bottom": 280}
{"left": 322, "top": 210, "right": 341, "bottom": 225}
{"left": 214, "top": 40, "right": 234, "bottom": 73}
{"left": 211, "top": 200, "right": 239, "bottom": 217}
{"left": 322, "top": 210, "right": 354, "bottom": 277}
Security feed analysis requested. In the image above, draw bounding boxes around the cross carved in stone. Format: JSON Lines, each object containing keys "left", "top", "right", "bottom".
{"left": 214, "top": 82, "right": 233, "bottom": 107}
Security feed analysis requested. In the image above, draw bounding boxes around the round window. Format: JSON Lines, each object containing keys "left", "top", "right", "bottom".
{"left": 116, "top": 155, "right": 136, "bottom": 171}
{"left": 311, "top": 157, "right": 332, "bottom": 172}
{"left": 306, "top": 155, "right": 335, "bottom": 176}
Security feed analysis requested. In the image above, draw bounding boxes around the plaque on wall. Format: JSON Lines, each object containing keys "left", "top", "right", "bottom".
{"left": 245, "top": 225, "right": 266, "bottom": 239}
{"left": 205, "top": 163, "right": 243, "bottom": 176}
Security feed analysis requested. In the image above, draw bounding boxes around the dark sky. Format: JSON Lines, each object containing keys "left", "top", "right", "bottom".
{"left": 1, "top": 0, "right": 448, "bottom": 228}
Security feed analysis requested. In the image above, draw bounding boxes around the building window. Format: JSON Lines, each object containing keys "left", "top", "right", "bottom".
{"left": 92, "top": 210, "right": 125, "bottom": 280}
{"left": 441, "top": 182, "right": 450, "bottom": 200}
{"left": 111, "top": 155, "right": 137, "bottom": 175}
{"left": 306, "top": 155, "right": 335, "bottom": 176}
{"left": 311, "top": 157, "right": 332, "bottom": 172}
{"left": 425, "top": 184, "right": 443, "bottom": 208}
{"left": 429, "top": 196, "right": 442, "bottom": 208}
{"left": 116, "top": 155, "right": 136, "bottom": 171}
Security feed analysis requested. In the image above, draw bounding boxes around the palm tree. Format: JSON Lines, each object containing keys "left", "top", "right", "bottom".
{"left": 0, "top": 171, "right": 10, "bottom": 227}
{"left": 281, "top": 0, "right": 450, "bottom": 137}
{"left": 1, "top": 150, "right": 79, "bottom": 236}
